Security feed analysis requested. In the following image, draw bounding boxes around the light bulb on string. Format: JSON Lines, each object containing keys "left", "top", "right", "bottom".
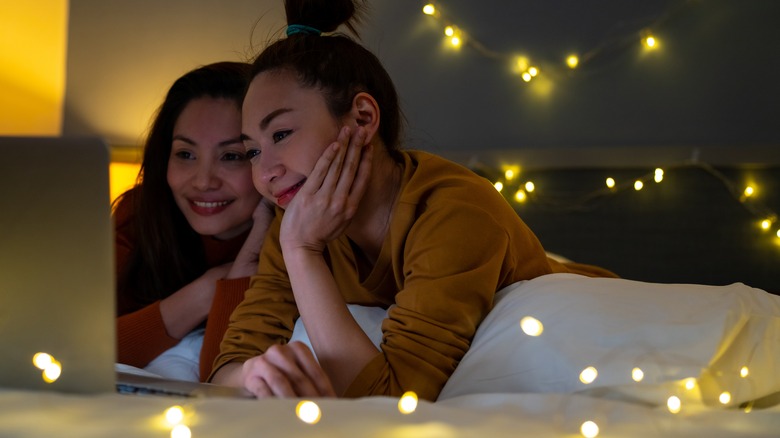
{"left": 422, "top": 4, "right": 436, "bottom": 16}
{"left": 567, "top": 55, "right": 579, "bottom": 69}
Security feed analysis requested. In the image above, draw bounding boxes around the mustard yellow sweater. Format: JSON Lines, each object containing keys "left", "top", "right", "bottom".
{"left": 212, "top": 150, "right": 615, "bottom": 400}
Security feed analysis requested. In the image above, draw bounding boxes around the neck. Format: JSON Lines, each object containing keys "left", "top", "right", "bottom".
{"left": 346, "top": 145, "right": 402, "bottom": 263}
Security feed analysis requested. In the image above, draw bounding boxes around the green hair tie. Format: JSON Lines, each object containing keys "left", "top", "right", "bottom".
{"left": 286, "top": 24, "right": 322, "bottom": 37}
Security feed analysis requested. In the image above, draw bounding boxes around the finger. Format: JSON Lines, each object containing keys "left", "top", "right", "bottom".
{"left": 243, "top": 354, "right": 298, "bottom": 398}
{"left": 289, "top": 342, "right": 337, "bottom": 397}
{"left": 317, "top": 126, "right": 351, "bottom": 194}
{"left": 298, "top": 131, "right": 343, "bottom": 196}
{"left": 334, "top": 126, "right": 368, "bottom": 196}
{"left": 263, "top": 344, "right": 323, "bottom": 397}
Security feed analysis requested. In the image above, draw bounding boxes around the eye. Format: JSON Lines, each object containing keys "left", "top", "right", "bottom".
{"left": 272, "top": 130, "right": 291, "bottom": 143}
{"left": 222, "top": 151, "right": 246, "bottom": 161}
{"left": 245, "top": 148, "right": 261, "bottom": 160}
{"left": 173, "top": 150, "right": 194, "bottom": 160}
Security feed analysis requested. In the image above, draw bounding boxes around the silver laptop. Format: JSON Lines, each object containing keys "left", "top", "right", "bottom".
{"left": 0, "top": 136, "right": 250, "bottom": 398}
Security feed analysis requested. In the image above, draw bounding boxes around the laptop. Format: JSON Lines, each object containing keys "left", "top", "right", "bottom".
{"left": 0, "top": 136, "right": 250, "bottom": 398}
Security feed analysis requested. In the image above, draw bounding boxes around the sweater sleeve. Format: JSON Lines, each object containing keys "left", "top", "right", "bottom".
{"left": 199, "top": 276, "right": 250, "bottom": 382}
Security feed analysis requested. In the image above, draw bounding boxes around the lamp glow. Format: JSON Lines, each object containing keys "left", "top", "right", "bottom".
{"left": 505, "top": 169, "right": 515, "bottom": 180}
{"left": 606, "top": 177, "right": 616, "bottom": 189}
{"left": 32, "top": 352, "right": 54, "bottom": 370}
{"left": 567, "top": 55, "right": 579, "bottom": 69}
{"left": 667, "top": 396, "right": 681, "bottom": 414}
{"left": 654, "top": 168, "right": 664, "bottom": 183}
{"left": 494, "top": 181, "right": 504, "bottom": 192}
{"left": 579, "top": 366, "right": 598, "bottom": 384}
{"left": 740, "top": 366, "right": 749, "bottom": 378}
{"left": 744, "top": 186, "right": 755, "bottom": 197}
{"left": 296, "top": 401, "right": 322, "bottom": 424}
{"left": 634, "top": 180, "right": 644, "bottom": 191}
{"left": 515, "top": 190, "right": 527, "bottom": 203}
{"left": 520, "top": 316, "right": 543, "bottom": 336}
{"left": 524, "top": 181, "right": 535, "bottom": 192}
{"left": 398, "top": 391, "right": 418, "bottom": 414}
{"left": 761, "top": 219, "right": 772, "bottom": 230}
{"left": 450, "top": 36, "right": 461, "bottom": 47}
{"left": 423, "top": 4, "right": 435, "bottom": 15}
{"left": 719, "top": 392, "right": 732, "bottom": 405}
{"left": 444, "top": 26, "right": 454, "bottom": 37}
{"left": 42, "top": 362, "right": 62, "bottom": 383}
{"left": 644, "top": 35, "right": 657, "bottom": 48}
{"left": 684, "top": 378, "right": 696, "bottom": 390}
{"left": 528, "top": 67, "right": 539, "bottom": 77}
{"left": 580, "top": 420, "right": 599, "bottom": 438}
{"left": 522, "top": 72, "right": 532, "bottom": 82}
{"left": 631, "top": 367, "right": 644, "bottom": 382}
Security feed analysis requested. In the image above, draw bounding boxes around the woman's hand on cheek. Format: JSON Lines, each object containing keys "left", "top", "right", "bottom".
{"left": 280, "top": 126, "right": 373, "bottom": 254}
{"left": 241, "top": 342, "right": 336, "bottom": 398}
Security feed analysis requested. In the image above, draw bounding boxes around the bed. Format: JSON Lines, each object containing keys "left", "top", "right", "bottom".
{"left": 2, "top": 145, "right": 779, "bottom": 437}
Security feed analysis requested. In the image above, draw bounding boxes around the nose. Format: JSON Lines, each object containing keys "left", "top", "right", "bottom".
{"left": 256, "top": 149, "right": 284, "bottom": 187}
{"left": 192, "top": 159, "right": 220, "bottom": 190}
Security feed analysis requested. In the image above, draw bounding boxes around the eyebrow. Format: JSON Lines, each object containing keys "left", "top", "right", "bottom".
{"left": 260, "top": 108, "right": 293, "bottom": 131}
{"left": 172, "top": 135, "right": 242, "bottom": 147}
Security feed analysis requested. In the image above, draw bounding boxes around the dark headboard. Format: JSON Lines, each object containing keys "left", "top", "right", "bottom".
{"left": 445, "top": 145, "right": 780, "bottom": 294}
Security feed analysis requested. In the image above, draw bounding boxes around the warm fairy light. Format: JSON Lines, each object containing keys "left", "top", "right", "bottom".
{"left": 520, "top": 316, "right": 543, "bottom": 336}
{"left": 528, "top": 66, "right": 539, "bottom": 77}
{"left": 505, "top": 169, "right": 515, "bottom": 180}
{"left": 444, "top": 26, "right": 454, "bottom": 37}
{"left": 170, "top": 425, "right": 191, "bottom": 438}
{"left": 776, "top": 229, "right": 780, "bottom": 238}
{"left": 522, "top": 72, "right": 532, "bottom": 82}
{"left": 667, "top": 396, "right": 682, "bottom": 414}
{"left": 450, "top": 36, "right": 462, "bottom": 47}
{"left": 744, "top": 186, "right": 755, "bottom": 197}
{"left": 567, "top": 55, "right": 579, "bottom": 69}
{"left": 422, "top": 4, "right": 435, "bottom": 15}
{"left": 579, "top": 366, "right": 598, "bottom": 384}
{"left": 634, "top": 180, "right": 644, "bottom": 191}
{"left": 684, "top": 378, "right": 696, "bottom": 390}
{"left": 33, "top": 352, "right": 54, "bottom": 370}
{"left": 740, "top": 366, "right": 749, "bottom": 378}
{"left": 398, "top": 391, "right": 419, "bottom": 414}
{"left": 515, "top": 190, "right": 527, "bottom": 203}
{"left": 761, "top": 219, "right": 772, "bottom": 230}
{"left": 165, "top": 406, "right": 185, "bottom": 426}
{"left": 524, "top": 181, "right": 535, "bottom": 192}
{"left": 644, "top": 35, "right": 658, "bottom": 48}
{"left": 296, "top": 401, "right": 322, "bottom": 424}
{"left": 516, "top": 57, "right": 529, "bottom": 72}
{"left": 606, "top": 177, "right": 616, "bottom": 188}
{"left": 654, "top": 168, "right": 664, "bottom": 183}
{"left": 631, "top": 367, "right": 644, "bottom": 382}
{"left": 34, "top": 353, "right": 61, "bottom": 383}
{"left": 719, "top": 392, "right": 732, "bottom": 405}
{"left": 42, "top": 361, "right": 62, "bottom": 383}
{"left": 494, "top": 181, "right": 504, "bottom": 192}
{"left": 580, "top": 420, "right": 599, "bottom": 438}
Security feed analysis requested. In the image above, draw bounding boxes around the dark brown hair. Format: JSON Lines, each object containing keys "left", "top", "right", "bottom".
{"left": 116, "top": 61, "right": 252, "bottom": 303}
{"left": 250, "top": 0, "right": 403, "bottom": 156}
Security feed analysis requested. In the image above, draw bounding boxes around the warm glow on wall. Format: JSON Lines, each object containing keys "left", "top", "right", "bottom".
{"left": 110, "top": 162, "right": 140, "bottom": 204}
{"left": 0, "top": 0, "right": 68, "bottom": 135}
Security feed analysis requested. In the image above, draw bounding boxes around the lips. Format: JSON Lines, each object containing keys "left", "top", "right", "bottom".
{"left": 275, "top": 179, "right": 305, "bottom": 208}
{"left": 189, "top": 199, "right": 233, "bottom": 215}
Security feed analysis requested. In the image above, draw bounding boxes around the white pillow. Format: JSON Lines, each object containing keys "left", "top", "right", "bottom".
{"left": 290, "top": 304, "right": 388, "bottom": 361}
{"left": 438, "top": 273, "right": 780, "bottom": 408}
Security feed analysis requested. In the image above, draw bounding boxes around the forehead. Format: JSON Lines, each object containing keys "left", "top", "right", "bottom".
{"left": 243, "top": 71, "right": 325, "bottom": 115}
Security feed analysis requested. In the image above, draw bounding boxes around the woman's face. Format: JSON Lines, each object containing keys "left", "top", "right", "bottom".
{"left": 241, "top": 71, "right": 342, "bottom": 209}
{"left": 167, "top": 97, "right": 261, "bottom": 240}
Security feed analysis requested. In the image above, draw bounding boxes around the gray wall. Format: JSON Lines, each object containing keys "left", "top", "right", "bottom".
{"left": 64, "top": 0, "right": 780, "bottom": 164}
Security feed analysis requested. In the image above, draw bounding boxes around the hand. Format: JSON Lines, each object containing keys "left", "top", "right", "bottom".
{"left": 227, "top": 197, "right": 276, "bottom": 279}
{"left": 280, "top": 126, "right": 373, "bottom": 254}
{"left": 159, "top": 263, "right": 231, "bottom": 339}
{"left": 241, "top": 341, "right": 336, "bottom": 398}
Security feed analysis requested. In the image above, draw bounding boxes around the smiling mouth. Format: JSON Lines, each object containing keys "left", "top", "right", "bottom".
{"left": 193, "top": 200, "right": 231, "bottom": 208}
{"left": 275, "top": 179, "right": 306, "bottom": 206}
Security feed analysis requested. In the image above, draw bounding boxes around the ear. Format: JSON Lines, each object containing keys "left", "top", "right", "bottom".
{"left": 348, "top": 92, "right": 381, "bottom": 145}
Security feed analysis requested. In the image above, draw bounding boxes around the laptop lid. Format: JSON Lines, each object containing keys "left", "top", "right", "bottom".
{"left": 0, "top": 136, "right": 116, "bottom": 394}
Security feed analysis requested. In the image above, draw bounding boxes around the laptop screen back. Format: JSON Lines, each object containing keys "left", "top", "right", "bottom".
{"left": 0, "top": 136, "right": 115, "bottom": 394}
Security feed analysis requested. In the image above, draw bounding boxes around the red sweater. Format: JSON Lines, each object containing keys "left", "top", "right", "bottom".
{"left": 114, "top": 188, "right": 250, "bottom": 381}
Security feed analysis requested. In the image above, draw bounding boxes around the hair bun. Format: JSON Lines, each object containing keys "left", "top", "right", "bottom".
{"left": 284, "top": 0, "right": 363, "bottom": 36}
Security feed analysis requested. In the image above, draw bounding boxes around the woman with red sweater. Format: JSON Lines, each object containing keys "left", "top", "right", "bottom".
{"left": 113, "top": 61, "right": 272, "bottom": 381}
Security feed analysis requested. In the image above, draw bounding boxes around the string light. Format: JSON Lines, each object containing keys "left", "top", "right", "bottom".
{"left": 744, "top": 186, "right": 755, "bottom": 197}
{"left": 296, "top": 401, "right": 322, "bottom": 424}
{"left": 579, "top": 366, "right": 598, "bottom": 384}
{"left": 631, "top": 367, "right": 644, "bottom": 382}
{"left": 32, "top": 352, "right": 61, "bottom": 383}
{"left": 420, "top": 1, "right": 693, "bottom": 82}
{"left": 606, "top": 177, "right": 616, "bottom": 189}
{"left": 515, "top": 190, "right": 527, "bottom": 203}
{"left": 398, "top": 391, "right": 419, "bottom": 414}
{"left": 634, "top": 180, "right": 644, "bottom": 191}
{"left": 719, "top": 391, "right": 732, "bottom": 405}
{"left": 740, "top": 366, "right": 749, "bottom": 378}
{"left": 520, "top": 316, "right": 544, "bottom": 336}
{"left": 494, "top": 181, "right": 504, "bottom": 192}
{"left": 667, "top": 396, "right": 682, "bottom": 414}
{"left": 524, "top": 181, "right": 535, "bottom": 192}
{"left": 654, "top": 168, "right": 664, "bottom": 183}
{"left": 684, "top": 378, "right": 696, "bottom": 390}
{"left": 580, "top": 420, "right": 600, "bottom": 438}
{"left": 170, "top": 425, "right": 191, "bottom": 438}
{"left": 165, "top": 406, "right": 185, "bottom": 426}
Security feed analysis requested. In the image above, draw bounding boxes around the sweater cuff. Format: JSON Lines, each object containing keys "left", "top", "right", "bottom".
{"left": 199, "top": 276, "right": 250, "bottom": 381}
